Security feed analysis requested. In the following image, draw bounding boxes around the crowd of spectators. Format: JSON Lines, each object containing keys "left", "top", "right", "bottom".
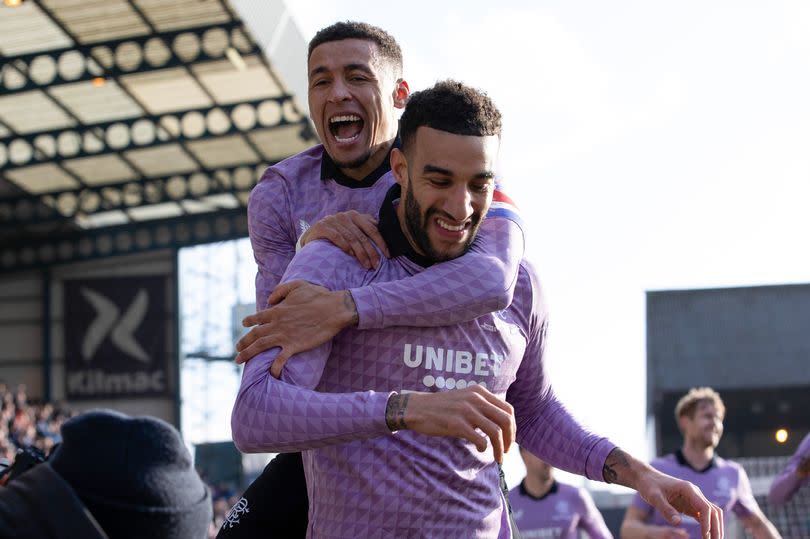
{"left": 0, "top": 383, "right": 71, "bottom": 464}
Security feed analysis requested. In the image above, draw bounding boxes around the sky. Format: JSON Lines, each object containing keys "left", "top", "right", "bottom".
{"left": 184, "top": 1, "right": 810, "bottom": 489}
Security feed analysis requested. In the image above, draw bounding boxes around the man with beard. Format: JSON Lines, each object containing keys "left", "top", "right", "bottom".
{"left": 220, "top": 21, "right": 524, "bottom": 538}
{"left": 232, "top": 80, "right": 723, "bottom": 539}
{"left": 621, "top": 387, "right": 780, "bottom": 539}
{"left": 509, "top": 447, "right": 612, "bottom": 538}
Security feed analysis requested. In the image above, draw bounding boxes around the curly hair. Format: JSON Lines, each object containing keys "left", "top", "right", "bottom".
{"left": 308, "top": 21, "right": 403, "bottom": 78}
{"left": 399, "top": 79, "right": 502, "bottom": 152}
{"left": 675, "top": 387, "right": 726, "bottom": 421}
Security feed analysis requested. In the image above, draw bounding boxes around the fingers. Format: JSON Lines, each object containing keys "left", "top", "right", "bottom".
{"left": 267, "top": 279, "right": 307, "bottom": 306}
{"left": 714, "top": 504, "right": 723, "bottom": 539}
{"left": 353, "top": 214, "right": 390, "bottom": 259}
{"left": 305, "top": 212, "right": 386, "bottom": 270}
{"left": 269, "top": 350, "right": 291, "bottom": 378}
{"left": 473, "top": 387, "right": 516, "bottom": 453}
{"left": 235, "top": 334, "right": 279, "bottom": 365}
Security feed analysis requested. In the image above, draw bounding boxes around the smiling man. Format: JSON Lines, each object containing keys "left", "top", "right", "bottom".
{"left": 232, "top": 81, "right": 723, "bottom": 539}
{"left": 621, "top": 387, "right": 781, "bottom": 539}
{"left": 220, "top": 21, "right": 526, "bottom": 539}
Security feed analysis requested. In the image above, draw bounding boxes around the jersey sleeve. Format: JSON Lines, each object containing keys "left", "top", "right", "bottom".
{"left": 505, "top": 263, "right": 616, "bottom": 482}
{"left": 576, "top": 487, "right": 614, "bottom": 539}
{"left": 247, "top": 169, "right": 297, "bottom": 310}
{"left": 349, "top": 188, "right": 525, "bottom": 329}
{"left": 231, "top": 242, "right": 393, "bottom": 453}
{"left": 768, "top": 433, "right": 810, "bottom": 505}
{"left": 731, "top": 465, "right": 759, "bottom": 518}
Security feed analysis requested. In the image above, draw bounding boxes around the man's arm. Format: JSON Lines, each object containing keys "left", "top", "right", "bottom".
{"left": 247, "top": 171, "right": 298, "bottom": 309}
{"left": 577, "top": 488, "right": 614, "bottom": 539}
{"left": 620, "top": 505, "right": 688, "bottom": 539}
{"left": 739, "top": 511, "right": 781, "bottom": 539}
{"left": 768, "top": 433, "right": 810, "bottom": 505}
{"left": 236, "top": 194, "right": 524, "bottom": 364}
{"left": 508, "top": 263, "right": 722, "bottom": 538}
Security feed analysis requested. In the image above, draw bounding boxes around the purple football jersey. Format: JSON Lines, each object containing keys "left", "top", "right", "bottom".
{"left": 248, "top": 144, "right": 524, "bottom": 326}
{"left": 769, "top": 432, "right": 810, "bottom": 505}
{"left": 508, "top": 480, "right": 613, "bottom": 539}
{"left": 233, "top": 191, "right": 616, "bottom": 538}
{"left": 630, "top": 451, "right": 759, "bottom": 538}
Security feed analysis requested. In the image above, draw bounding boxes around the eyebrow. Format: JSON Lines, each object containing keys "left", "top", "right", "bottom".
{"left": 423, "top": 164, "right": 495, "bottom": 180}
{"left": 308, "top": 63, "right": 374, "bottom": 79}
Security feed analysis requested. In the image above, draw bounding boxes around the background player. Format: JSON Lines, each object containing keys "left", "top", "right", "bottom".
{"left": 509, "top": 446, "right": 613, "bottom": 539}
{"left": 621, "top": 387, "right": 781, "bottom": 539}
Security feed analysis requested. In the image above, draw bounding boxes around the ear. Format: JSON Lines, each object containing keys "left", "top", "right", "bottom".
{"left": 390, "top": 148, "right": 408, "bottom": 187}
{"left": 393, "top": 79, "right": 410, "bottom": 109}
{"left": 677, "top": 414, "right": 688, "bottom": 434}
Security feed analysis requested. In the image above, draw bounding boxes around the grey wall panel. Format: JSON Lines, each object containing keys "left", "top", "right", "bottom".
{"left": 647, "top": 284, "right": 810, "bottom": 393}
{"left": 0, "top": 325, "right": 42, "bottom": 361}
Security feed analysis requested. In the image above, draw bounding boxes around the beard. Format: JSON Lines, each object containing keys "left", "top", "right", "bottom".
{"left": 403, "top": 179, "right": 483, "bottom": 263}
{"left": 332, "top": 148, "right": 373, "bottom": 171}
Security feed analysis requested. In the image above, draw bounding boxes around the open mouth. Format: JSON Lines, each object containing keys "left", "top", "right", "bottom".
{"left": 436, "top": 218, "right": 468, "bottom": 233}
{"left": 329, "top": 114, "right": 364, "bottom": 143}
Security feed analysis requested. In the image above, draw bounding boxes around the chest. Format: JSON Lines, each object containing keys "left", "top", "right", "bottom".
{"left": 289, "top": 177, "right": 395, "bottom": 241}
{"left": 512, "top": 496, "right": 580, "bottom": 539}
{"left": 318, "top": 262, "right": 529, "bottom": 396}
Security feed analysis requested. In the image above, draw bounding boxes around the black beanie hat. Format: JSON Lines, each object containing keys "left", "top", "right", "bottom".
{"left": 48, "top": 409, "right": 212, "bottom": 539}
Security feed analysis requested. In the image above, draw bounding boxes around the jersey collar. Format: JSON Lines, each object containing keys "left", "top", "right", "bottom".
{"left": 675, "top": 449, "right": 717, "bottom": 473}
{"left": 320, "top": 137, "right": 400, "bottom": 188}
{"left": 519, "top": 479, "right": 559, "bottom": 501}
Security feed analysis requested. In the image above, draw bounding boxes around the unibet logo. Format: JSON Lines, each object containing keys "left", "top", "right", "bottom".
{"left": 80, "top": 287, "right": 149, "bottom": 363}
{"left": 402, "top": 343, "right": 506, "bottom": 390}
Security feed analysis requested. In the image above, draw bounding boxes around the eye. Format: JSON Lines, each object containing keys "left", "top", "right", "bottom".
{"left": 428, "top": 178, "right": 451, "bottom": 188}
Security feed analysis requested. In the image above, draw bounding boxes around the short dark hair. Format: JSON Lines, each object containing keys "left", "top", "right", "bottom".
{"left": 399, "top": 80, "right": 502, "bottom": 152}
{"left": 308, "top": 21, "right": 403, "bottom": 77}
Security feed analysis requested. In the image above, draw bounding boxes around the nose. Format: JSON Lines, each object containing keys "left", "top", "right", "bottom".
{"left": 442, "top": 184, "right": 474, "bottom": 222}
{"left": 327, "top": 78, "right": 351, "bottom": 103}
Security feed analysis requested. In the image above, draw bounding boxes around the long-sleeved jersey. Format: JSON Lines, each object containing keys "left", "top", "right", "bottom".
{"left": 233, "top": 186, "right": 616, "bottom": 538}
{"left": 508, "top": 480, "right": 613, "bottom": 539}
{"left": 630, "top": 450, "right": 759, "bottom": 538}
{"left": 769, "top": 432, "right": 810, "bottom": 505}
{"left": 248, "top": 143, "right": 524, "bottom": 327}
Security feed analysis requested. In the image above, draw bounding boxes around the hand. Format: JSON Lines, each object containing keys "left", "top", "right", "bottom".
{"left": 635, "top": 468, "right": 723, "bottom": 539}
{"left": 235, "top": 281, "right": 358, "bottom": 374}
{"left": 386, "top": 385, "right": 516, "bottom": 464}
{"left": 301, "top": 210, "right": 390, "bottom": 270}
{"left": 797, "top": 456, "right": 810, "bottom": 479}
{"left": 604, "top": 449, "right": 723, "bottom": 539}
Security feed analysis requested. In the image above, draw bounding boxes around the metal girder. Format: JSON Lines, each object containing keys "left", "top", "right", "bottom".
{"left": 0, "top": 20, "right": 260, "bottom": 96}
{"left": 0, "top": 96, "right": 305, "bottom": 171}
{"left": 0, "top": 162, "right": 275, "bottom": 228}
{"left": 0, "top": 207, "right": 249, "bottom": 274}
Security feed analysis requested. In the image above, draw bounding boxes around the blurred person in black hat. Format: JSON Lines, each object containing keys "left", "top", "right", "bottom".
{"left": 0, "top": 408, "right": 212, "bottom": 539}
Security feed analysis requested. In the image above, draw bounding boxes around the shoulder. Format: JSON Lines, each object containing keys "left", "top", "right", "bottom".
{"left": 283, "top": 239, "right": 371, "bottom": 290}
{"left": 510, "top": 258, "right": 549, "bottom": 331}
{"left": 266, "top": 145, "right": 325, "bottom": 180}
{"left": 649, "top": 454, "right": 678, "bottom": 472}
{"left": 718, "top": 457, "right": 748, "bottom": 478}
{"left": 251, "top": 146, "right": 325, "bottom": 199}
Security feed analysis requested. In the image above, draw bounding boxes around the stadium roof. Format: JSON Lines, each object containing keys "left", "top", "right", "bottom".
{"left": 0, "top": 0, "right": 315, "bottom": 273}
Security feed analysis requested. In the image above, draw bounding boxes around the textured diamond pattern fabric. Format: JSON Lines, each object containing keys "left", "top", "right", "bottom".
{"left": 232, "top": 237, "right": 616, "bottom": 538}
{"left": 247, "top": 144, "right": 524, "bottom": 327}
{"left": 630, "top": 453, "right": 761, "bottom": 538}
{"left": 508, "top": 481, "right": 612, "bottom": 539}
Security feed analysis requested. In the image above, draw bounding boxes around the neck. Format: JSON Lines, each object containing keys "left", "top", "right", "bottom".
{"left": 681, "top": 441, "right": 715, "bottom": 469}
{"left": 394, "top": 196, "right": 427, "bottom": 257}
{"left": 523, "top": 475, "right": 554, "bottom": 498}
{"left": 338, "top": 138, "right": 395, "bottom": 181}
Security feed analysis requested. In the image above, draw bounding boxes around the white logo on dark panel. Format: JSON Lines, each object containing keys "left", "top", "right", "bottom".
{"left": 80, "top": 287, "right": 149, "bottom": 363}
